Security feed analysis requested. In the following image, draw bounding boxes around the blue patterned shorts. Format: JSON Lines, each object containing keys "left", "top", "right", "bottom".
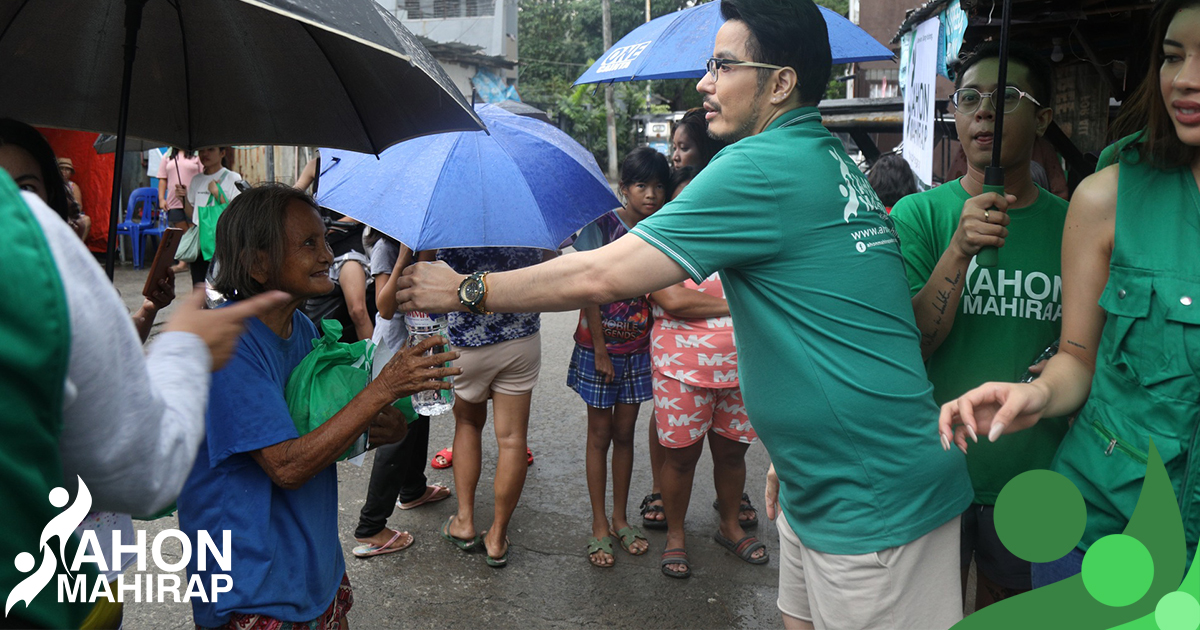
{"left": 567, "top": 344, "right": 653, "bottom": 408}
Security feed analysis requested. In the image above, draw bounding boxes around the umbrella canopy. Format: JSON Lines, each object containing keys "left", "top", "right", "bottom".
{"left": 317, "top": 104, "right": 618, "bottom": 251}
{"left": 574, "top": 1, "right": 894, "bottom": 85}
{"left": 1, "top": 0, "right": 485, "bottom": 278}
{"left": 93, "top": 134, "right": 165, "bottom": 154}
{"left": 0, "top": 0, "right": 484, "bottom": 152}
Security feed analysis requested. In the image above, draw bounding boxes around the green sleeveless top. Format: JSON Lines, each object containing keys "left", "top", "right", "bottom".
{"left": 1050, "top": 154, "right": 1200, "bottom": 565}
{"left": 0, "top": 174, "right": 87, "bottom": 628}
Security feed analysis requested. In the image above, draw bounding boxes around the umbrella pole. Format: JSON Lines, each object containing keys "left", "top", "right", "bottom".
{"left": 104, "top": 0, "right": 149, "bottom": 280}
{"left": 976, "top": 0, "right": 1012, "bottom": 269}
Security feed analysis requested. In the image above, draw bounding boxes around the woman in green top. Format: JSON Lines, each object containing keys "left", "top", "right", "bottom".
{"left": 938, "top": 0, "right": 1200, "bottom": 586}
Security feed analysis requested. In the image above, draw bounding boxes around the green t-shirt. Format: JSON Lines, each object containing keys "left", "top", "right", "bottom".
{"left": 891, "top": 179, "right": 1071, "bottom": 504}
{"left": 631, "top": 107, "right": 973, "bottom": 555}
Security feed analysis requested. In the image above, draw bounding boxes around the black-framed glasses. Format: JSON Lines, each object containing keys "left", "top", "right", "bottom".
{"left": 706, "top": 57, "right": 785, "bottom": 82}
{"left": 950, "top": 86, "right": 1043, "bottom": 114}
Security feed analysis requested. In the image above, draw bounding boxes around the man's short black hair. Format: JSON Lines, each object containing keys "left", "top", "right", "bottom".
{"left": 619, "top": 146, "right": 670, "bottom": 188}
{"left": 954, "top": 42, "right": 1054, "bottom": 108}
{"left": 719, "top": 0, "right": 832, "bottom": 105}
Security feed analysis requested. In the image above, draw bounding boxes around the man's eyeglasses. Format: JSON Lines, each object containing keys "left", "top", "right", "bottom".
{"left": 706, "top": 57, "right": 785, "bottom": 82}
{"left": 950, "top": 86, "right": 1043, "bottom": 114}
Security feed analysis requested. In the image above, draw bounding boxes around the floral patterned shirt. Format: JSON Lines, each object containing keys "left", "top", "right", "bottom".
{"left": 437, "top": 247, "right": 544, "bottom": 347}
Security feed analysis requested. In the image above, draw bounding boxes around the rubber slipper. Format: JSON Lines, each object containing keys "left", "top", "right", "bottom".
{"left": 640, "top": 493, "right": 667, "bottom": 530}
{"left": 440, "top": 515, "right": 481, "bottom": 552}
{"left": 398, "top": 484, "right": 451, "bottom": 510}
{"left": 587, "top": 536, "right": 616, "bottom": 568}
{"left": 351, "top": 529, "right": 413, "bottom": 558}
{"left": 712, "top": 492, "right": 759, "bottom": 529}
{"left": 713, "top": 531, "right": 769, "bottom": 565}
{"left": 660, "top": 548, "right": 691, "bottom": 579}
{"left": 483, "top": 532, "right": 510, "bottom": 568}
{"left": 615, "top": 526, "right": 648, "bottom": 556}
{"left": 526, "top": 447, "right": 534, "bottom": 466}
{"left": 431, "top": 447, "right": 453, "bottom": 469}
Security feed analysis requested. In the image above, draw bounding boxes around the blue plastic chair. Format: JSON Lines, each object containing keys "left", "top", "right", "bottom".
{"left": 116, "top": 188, "right": 158, "bottom": 268}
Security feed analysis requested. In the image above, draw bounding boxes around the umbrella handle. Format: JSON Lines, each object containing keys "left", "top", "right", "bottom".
{"left": 976, "top": 169, "right": 1004, "bottom": 268}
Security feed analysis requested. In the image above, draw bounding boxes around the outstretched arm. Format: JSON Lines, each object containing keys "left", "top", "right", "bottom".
{"left": 397, "top": 233, "right": 689, "bottom": 314}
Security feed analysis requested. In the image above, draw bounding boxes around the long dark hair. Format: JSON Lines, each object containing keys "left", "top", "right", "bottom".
{"left": 0, "top": 118, "right": 71, "bottom": 220}
{"left": 213, "top": 184, "right": 320, "bottom": 299}
{"left": 1110, "top": 0, "right": 1200, "bottom": 169}
{"left": 675, "top": 108, "right": 728, "bottom": 169}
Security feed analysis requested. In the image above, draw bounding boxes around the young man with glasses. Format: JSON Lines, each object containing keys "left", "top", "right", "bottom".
{"left": 890, "top": 42, "right": 1070, "bottom": 610}
{"left": 397, "top": 0, "right": 972, "bottom": 626}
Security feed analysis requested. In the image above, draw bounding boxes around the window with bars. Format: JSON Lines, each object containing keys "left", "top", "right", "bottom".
{"left": 404, "top": 0, "right": 494, "bottom": 18}
{"left": 862, "top": 68, "right": 899, "bottom": 99}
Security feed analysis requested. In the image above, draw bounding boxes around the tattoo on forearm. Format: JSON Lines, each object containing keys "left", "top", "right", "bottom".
{"left": 1066, "top": 339, "right": 1088, "bottom": 351}
{"left": 921, "top": 271, "right": 962, "bottom": 348}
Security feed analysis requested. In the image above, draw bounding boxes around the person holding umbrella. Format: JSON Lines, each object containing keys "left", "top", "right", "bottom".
{"left": 890, "top": 42, "right": 1069, "bottom": 608}
{"left": 396, "top": 0, "right": 971, "bottom": 625}
{"left": 939, "top": 0, "right": 1200, "bottom": 587}
{"left": 180, "top": 146, "right": 241, "bottom": 287}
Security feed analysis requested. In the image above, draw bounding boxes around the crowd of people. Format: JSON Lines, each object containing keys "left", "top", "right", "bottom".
{"left": 3, "top": 0, "right": 1200, "bottom": 628}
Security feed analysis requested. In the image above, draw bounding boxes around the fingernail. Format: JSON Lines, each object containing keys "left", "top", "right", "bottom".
{"left": 989, "top": 424, "right": 1004, "bottom": 442}
{"left": 965, "top": 425, "right": 978, "bottom": 443}
{"left": 940, "top": 433, "right": 950, "bottom": 451}
{"left": 958, "top": 442, "right": 968, "bottom": 455}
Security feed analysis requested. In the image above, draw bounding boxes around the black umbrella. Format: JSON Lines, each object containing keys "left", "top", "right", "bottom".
{"left": 0, "top": 0, "right": 485, "bottom": 278}
{"left": 93, "top": 134, "right": 165, "bottom": 155}
{"left": 976, "top": 0, "right": 1013, "bottom": 269}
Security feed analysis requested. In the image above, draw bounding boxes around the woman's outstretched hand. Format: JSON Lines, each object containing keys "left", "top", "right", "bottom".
{"left": 375, "top": 335, "right": 462, "bottom": 400}
{"left": 938, "top": 381, "right": 1050, "bottom": 454}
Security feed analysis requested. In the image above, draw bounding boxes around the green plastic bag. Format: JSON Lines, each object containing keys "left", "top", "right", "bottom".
{"left": 198, "top": 172, "right": 230, "bottom": 261}
{"left": 285, "top": 320, "right": 418, "bottom": 461}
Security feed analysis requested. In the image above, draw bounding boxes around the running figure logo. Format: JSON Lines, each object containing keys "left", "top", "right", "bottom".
{"left": 5, "top": 477, "right": 91, "bottom": 617}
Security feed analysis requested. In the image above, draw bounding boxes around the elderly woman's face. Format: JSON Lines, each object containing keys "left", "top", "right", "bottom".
{"left": 270, "top": 201, "right": 335, "bottom": 298}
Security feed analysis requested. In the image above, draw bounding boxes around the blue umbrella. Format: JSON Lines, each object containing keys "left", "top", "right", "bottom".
{"left": 317, "top": 104, "right": 619, "bottom": 251}
{"left": 574, "top": 1, "right": 893, "bottom": 85}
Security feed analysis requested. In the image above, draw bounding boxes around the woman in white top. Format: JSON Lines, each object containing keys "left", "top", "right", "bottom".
{"left": 181, "top": 145, "right": 241, "bottom": 286}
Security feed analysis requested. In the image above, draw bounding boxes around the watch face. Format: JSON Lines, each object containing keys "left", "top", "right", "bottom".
{"left": 462, "top": 280, "right": 483, "bottom": 302}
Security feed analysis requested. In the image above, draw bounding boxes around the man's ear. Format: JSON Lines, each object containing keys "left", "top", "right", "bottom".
{"left": 772, "top": 67, "right": 800, "bottom": 106}
{"left": 250, "top": 251, "right": 270, "bottom": 286}
{"left": 1035, "top": 106, "right": 1053, "bottom": 137}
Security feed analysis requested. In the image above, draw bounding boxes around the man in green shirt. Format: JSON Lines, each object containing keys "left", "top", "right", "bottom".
{"left": 397, "top": 0, "right": 972, "bottom": 626}
{"left": 890, "top": 43, "right": 1070, "bottom": 609}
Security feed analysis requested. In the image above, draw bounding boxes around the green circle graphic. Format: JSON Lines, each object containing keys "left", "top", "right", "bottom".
{"left": 1082, "top": 534, "right": 1154, "bottom": 607}
{"left": 994, "top": 470, "right": 1086, "bottom": 562}
{"left": 1156, "top": 591, "right": 1200, "bottom": 630}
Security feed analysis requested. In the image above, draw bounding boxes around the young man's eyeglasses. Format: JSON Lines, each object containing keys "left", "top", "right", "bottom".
{"left": 950, "top": 86, "right": 1043, "bottom": 114}
{"left": 705, "top": 57, "right": 785, "bottom": 82}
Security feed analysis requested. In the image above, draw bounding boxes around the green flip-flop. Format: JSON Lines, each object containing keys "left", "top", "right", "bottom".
{"left": 483, "top": 532, "right": 510, "bottom": 568}
{"left": 587, "top": 535, "right": 616, "bottom": 568}
{"left": 615, "top": 526, "right": 648, "bottom": 556}
{"left": 441, "top": 515, "right": 482, "bottom": 552}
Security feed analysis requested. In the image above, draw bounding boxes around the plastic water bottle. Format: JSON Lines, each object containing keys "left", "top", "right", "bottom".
{"left": 403, "top": 311, "right": 455, "bottom": 416}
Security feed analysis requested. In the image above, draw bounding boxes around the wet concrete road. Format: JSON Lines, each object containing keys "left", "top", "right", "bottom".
{"left": 112, "top": 263, "right": 781, "bottom": 629}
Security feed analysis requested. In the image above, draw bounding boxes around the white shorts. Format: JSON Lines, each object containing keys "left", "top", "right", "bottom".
{"left": 776, "top": 511, "right": 963, "bottom": 630}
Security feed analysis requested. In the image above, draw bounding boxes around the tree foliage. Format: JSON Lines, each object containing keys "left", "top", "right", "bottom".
{"left": 517, "top": 0, "right": 852, "bottom": 164}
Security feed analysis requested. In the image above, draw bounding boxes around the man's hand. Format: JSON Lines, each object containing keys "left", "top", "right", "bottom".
{"left": 594, "top": 349, "right": 615, "bottom": 383}
{"left": 949, "top": 192, "right": 1015, "bottom": 259}
{"left": 764, "top": 464, "right": 780, "bottom": 521}
{"left": 145, "top": 267, "right": 177, "bottom": 311}
{"left": 375, "top": 336, "right": 462, "bottom": 400}
{"left": 395, "top": 261, "right": 466, "bottom": 313}
{"left": 164, "top": 287, "right": 292, "bottom": 370}
{"left": 368, "top": 406, "right": 408, "bottom": 447}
